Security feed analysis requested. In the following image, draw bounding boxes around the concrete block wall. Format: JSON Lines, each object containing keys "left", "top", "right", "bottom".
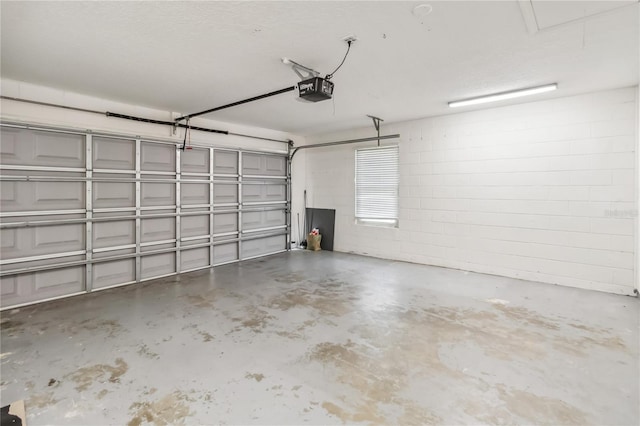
{"left": 302, "top": 87, "right": 638, "bottom": 295}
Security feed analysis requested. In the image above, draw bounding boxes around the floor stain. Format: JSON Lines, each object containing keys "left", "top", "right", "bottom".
{"left": 496, "top": 384, "right": 588, "bottom": 425}
{"left": 245, "top": 372, "right": 265, "bottom": 382}
{"left": 127, "top": 391, "right": 190, "bottom": 426}
{"left": 322, "top": 400, "right": 388, "bottom": 424}
{"left": 96, "top": 389, "right": 109, "bottom": 400}
{"left": 198, "top": 330, "right": 214, "bottom": 342}
{"left": 274, "top": 272, "right": 306, "bottom": 284}
{"left": 311, "top": 340, "right": 442, "bottom": 424}
{"left": 275, "top": 319, "right": 318, "bottom": 339}
{"left": 27, "top": 391, "right": 59, "bottom": 409}
{"left": 183, "top": 294, "right": 214, "bottom": 309}
{"left": 267, "top": 285, "right": 353, "bottom": 317}
{"left": 310, "top": 300, "right": 622, "bottom": 424}
{"left": 0, "top": 320, "right": 23, "bottom": 331}
{"left": 231, "top": 307, "right": 275, "bottom": 333}
{"left": 66, "top": 358, "right": 128, "bottom": 391}
{"left": 138, "top": 344, "right": 160, "bottom": 360}
{"left": 60, "top": 319, "right": 124, "bottom": 338}
{"left": 492, "top": 303, "right": 560, "bottom": 330}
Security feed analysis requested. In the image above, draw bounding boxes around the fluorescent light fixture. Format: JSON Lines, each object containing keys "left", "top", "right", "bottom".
{"left": 448, "top": 83, "right": 558, "bottom": 108}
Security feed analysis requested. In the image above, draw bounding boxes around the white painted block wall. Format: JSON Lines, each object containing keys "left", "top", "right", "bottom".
{"left": 302, "top": 87, "right": 638, "bottom": 295}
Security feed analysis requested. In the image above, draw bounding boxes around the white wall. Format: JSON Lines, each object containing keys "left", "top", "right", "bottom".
{"left": 303, "top": 87, "right": 638, "bottom": 295}
{"left": 0, "top": 78, "right": 302, "bottom": 153}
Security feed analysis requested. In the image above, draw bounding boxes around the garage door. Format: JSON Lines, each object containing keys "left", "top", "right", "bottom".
{"left": 0, "top": 123, "right": 289, "bottom": 309}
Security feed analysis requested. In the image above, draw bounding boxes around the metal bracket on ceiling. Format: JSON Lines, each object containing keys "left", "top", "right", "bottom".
{"left": 367, "top": 115, "right": 384, "bottom": 146}
{"left": 282, "top": 58, "right": 321, "bottom": 80}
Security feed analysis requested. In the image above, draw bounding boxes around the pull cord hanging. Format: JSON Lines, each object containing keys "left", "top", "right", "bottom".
{"left": 181, "top": 118, "right": 192, "bottom": 151}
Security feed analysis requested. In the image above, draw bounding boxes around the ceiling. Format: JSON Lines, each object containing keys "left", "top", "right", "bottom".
{"left": 1, "top": 1, "right": 638, "bottom": 136}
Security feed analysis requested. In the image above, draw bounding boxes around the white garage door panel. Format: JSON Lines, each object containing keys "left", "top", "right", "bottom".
{"left": 214, "top": 242, "right": 238, "bottom": 264}
{"left": 93, "top": 220, "right": 135, "bottom": 249}
{"left": 1, "top": 276, "right": 17, "bottom": 297}
{"left": 1, "top": 224, "right": 84, "bottom": 260}
{"left": 0, "top": 181, "right": 17, "bottom": 206}
{"left": 93, "top": 177, "right": 135, "bottom": 208}
{"left": 181, "top": 148, "right": 209, "bottom": 173}
{"left": 181, "top": 215, "right": 209, "bottom": 238}
{"left": 141, "top": 143, "right": 175, "bottom": 172}
{"left": 181, "top": 247, "right": 209, "bottom": 271}
{"left": 241, "top": 235, "right": 286, "bottom": 259}
{"left": 242, "top": 183, "right": 286, "bottom": 203}
{"left": 1, "top": 178, "right": 85, "bottom": 211}
{"left": 141, "top": 217, "right": 175, "bottom": 243}
{"left": 242, "top": 209, "right": 286, "bottom": 230}
{"left": 35, "top": 266, "right": 84, "bottom": 292}
{"left": 213, "top": 212, "right": 238, "bottom": 234}
{"left": 93, "top": 259, "right": 135, "bottom": 289}
{"left": 213, "top": 183, "right": 238, "bottom": 204}
{"left": 214, "top": 150, "right": 238, "bottom": 174}
{"left": 0, "top": 127, "right": 85, "bottom": 168}
{"left": 242, "top": 153, "right": 286, "bottom": 176}
{"left": 93, "top": 137, "right": 135, "bottom": 170}
{"left": 141, "top": 253, "right": 176, "bottom": 279}
{"left": 181, "top": 182, "right": 209, "bottom": 205}
{"left": 1, "top": 267, "right": 86, "bottom": 307}
{"left": 0, "top": 229, "right": 16, "bottom": 256}
{"left": 141, "top": 182, "right": 175, "bottom": 206}
{"left": 266, "top": 156, "right": 286, "bottom": 175}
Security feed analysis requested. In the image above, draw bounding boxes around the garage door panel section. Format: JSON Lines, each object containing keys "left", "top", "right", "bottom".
{"left": 1, "top": 171, "right": 85, "bottom": 212}
{"left": 242, "top": 153, "right": 286, "bottom": 176}
{"left": 214, "top": 181, "right": 238, "bottom": 204}
{"left": 213, "top": 212, "right": 238, "bottom": 235}
{"left": 141, "top": 217, "right": 175, "bottom": 243}
{"left": 1, "top": 224, "right": 85, "bottom": 260}
{"left": 35, "top": 266, "right": 85, "bottom": 292}
{"left": 181, "top": 247, "right": 210, "bottom": 271}
{"left": 141, "top": 181, "right": 175, "bottom": 207}
{"left": 1, "top": 267, "right": 85, "bottom": 307}
{"left": 242, "top": 209, "right": 286, "bottom": 231}
{"left": 214, "top": 150, "right": 238, "bottom": 174}
{"left": 141, "top": 142, "right": 175, "bottom": 172}
{"left": 93, "top": 259, "right": 135, "bottom": 289}
{"left": 93, "top": 220, "right": 135, "bottom": 249}
{"left": 181, "top": 180, "right": 209, "bottom": 206}
{"left": 181, "top": 148, "right": 209, "bottom": 174}
{"left": 181, "top": 215, "right": 210, "bottom": 238}
{"left": 214, "top": 242, "right": 239, "bottom": 264}
{"left": 0, "top": 127, "right": 85, "bottom": 168}
{"left": 241, "top": 235, "right": 286, "bottom": 259}
{"left": 141, "top": 253, "right": 176, "bottom": 279}
{"left": 242, "top": 182, "right": 286, "bottom": 204}
{"left": 93, "top": 173, "right": 135, "bottom": 208}
{"left": 93, "top": 137, "right": 135, "bottom": 171}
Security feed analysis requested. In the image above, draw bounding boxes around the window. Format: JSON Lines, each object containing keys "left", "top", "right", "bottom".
{"left": 355, "top": 145, "right": 399, "bottom": 226}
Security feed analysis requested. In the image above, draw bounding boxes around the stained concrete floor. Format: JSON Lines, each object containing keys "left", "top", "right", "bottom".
{"left": 0, "top": 251, "right": 638, "bottom": 425}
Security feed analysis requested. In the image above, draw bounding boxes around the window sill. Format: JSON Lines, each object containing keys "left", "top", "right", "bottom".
{"left": 355, "top": 218, "right": 398, "bottom": 228}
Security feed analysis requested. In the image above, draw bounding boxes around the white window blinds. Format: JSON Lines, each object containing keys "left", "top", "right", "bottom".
{"left": 355, "top": 145, "right": 399, "bottom": 225}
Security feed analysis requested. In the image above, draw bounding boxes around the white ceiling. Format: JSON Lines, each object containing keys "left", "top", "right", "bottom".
{"left": 1, "top": 1, "right": 638, "bottom": 136}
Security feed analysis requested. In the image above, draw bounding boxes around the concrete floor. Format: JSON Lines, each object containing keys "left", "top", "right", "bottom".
{"left": 0, "top": 251, "right": 638, "bottom": 425}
